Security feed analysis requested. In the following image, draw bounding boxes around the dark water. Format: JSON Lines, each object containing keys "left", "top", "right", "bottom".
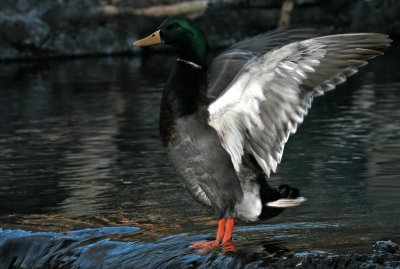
{"left": 0, "top": 44, "right": 399, "bottom": 267}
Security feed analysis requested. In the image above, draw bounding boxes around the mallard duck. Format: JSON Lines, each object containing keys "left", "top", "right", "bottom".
{"left": 133, "top": 16, "right": 391, "bottom": 250}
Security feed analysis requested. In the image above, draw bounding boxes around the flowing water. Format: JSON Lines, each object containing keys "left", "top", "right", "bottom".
{"left": 0, "top": 43, "right": 399, "bottom": 268}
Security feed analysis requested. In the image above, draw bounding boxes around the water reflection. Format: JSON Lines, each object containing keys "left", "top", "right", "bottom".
{"left": 0, "top": 43, "right": 399, "bottom": 255}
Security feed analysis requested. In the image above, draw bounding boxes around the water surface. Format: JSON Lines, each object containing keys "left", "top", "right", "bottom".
{"left": 0, "top": 44, "right": 399, "bottom": 266}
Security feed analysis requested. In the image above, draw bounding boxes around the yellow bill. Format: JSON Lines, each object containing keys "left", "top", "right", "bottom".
{"left": 133, "top": 30, "right": 162, "bottom": 46}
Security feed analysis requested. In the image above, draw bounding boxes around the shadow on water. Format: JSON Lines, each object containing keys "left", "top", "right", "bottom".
{"left": 0, "top": 41, "right": 399, "bottom": 267}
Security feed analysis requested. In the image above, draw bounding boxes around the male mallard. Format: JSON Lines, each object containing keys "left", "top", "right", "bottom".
{"left": 133, "top": 17, "right": 391, "bottom": 250}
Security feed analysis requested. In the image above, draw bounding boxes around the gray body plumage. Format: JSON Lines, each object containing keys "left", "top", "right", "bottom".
{"left": 165, "top": 110, "right": 243, "bottom": 218}
{"left": 160, "top": 60, "right": 244, "bottom": 218}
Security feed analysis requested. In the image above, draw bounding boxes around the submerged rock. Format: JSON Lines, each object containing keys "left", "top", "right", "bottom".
{"left": 0, "top": 0, "right": 399, "bottom": 61}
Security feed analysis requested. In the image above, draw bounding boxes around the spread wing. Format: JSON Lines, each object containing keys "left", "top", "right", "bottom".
{"left": 207, "top": 28, "right": 317, "bottom": 100}
{"left": 208, "top": 33, "right": 391, "bottom": 176}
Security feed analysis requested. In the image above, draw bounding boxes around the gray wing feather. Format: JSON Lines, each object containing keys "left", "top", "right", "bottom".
{"left": 208, "top": 33, "right": 391, "bottom": 176}
{"left": 208, "top": 28, "right": 317, "bottom": 100}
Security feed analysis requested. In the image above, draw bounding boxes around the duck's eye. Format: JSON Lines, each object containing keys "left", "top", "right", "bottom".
{"left": 167, "top": 23, "right": 179, "bottom": 30}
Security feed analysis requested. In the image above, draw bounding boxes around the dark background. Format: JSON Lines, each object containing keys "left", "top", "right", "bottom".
{"left": 0, "top": 0, "right": 399, "bottom": 61}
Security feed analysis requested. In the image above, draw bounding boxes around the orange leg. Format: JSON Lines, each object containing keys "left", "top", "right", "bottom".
{"left": 191, "top": 218, "right": 226, "bottom": 249}
{"left": 191, "top": 218, "right": 237, "bottom": 251}
{"left": 222, "top": 218, "right": 234, "bottom": 243}
{"left": 215, "top": 218, "right": 226, "bottom": 243}
{"left": 221, "top": 218, "right": 237, "bottom": 252}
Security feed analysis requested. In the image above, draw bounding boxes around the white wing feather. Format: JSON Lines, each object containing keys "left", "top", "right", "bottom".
{"left": 208, "top": 33, "right": 391, "bottom": 176}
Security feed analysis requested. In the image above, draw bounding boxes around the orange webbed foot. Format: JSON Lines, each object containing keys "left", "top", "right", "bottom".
{"left": 191, "top": 218, "right": 237, "bottom": 252}
{"left": 191, "top": 240, "right": 219, "bottom": 250}
{"left": 222, "top": 240, "right": 237, "bottom": 252}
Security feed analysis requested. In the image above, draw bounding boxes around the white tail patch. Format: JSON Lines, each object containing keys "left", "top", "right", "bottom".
{"left": 266, "top": 197, "right": 307, "bottom": 208}
{"left": 235, "top": 180, "right": 262, "bottom": 221}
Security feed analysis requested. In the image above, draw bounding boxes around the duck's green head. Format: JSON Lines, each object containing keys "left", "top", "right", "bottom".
{"left": 133, "top": 17, "right": 208, "bottom": 67}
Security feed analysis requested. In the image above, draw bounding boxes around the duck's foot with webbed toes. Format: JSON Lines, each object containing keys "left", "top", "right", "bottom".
{"left": 191, "top": 218, "right": 237, "bottom": 252}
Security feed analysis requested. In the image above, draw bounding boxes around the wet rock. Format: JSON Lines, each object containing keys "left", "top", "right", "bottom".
{"left": 0, "top": 8, "right": 50, "bottom": 59}
{"left": 373, "top": 240, "right": 399, "bottom": 254}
